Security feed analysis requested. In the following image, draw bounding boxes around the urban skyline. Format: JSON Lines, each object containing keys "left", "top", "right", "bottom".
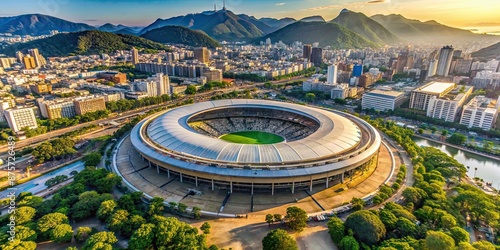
{"left": 1, "top": 0, "right": 500, "bottom": 34}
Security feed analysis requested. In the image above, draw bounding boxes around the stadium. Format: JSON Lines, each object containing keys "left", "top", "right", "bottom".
{"left": 129, "top": 99, "right": 381, "bottom": 194}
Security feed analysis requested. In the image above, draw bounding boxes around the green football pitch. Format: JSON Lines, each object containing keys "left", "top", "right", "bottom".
{"left": 220, "top": 131, "right": 284, "bottom": 144}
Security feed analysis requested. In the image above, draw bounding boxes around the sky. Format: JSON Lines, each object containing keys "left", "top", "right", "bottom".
{"left": 1, "top": 0, "right": 499, "bottom": 30}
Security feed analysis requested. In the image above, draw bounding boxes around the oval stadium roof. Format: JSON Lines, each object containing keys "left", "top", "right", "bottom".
{"left": 146, "top": 99, "right": 362, "bottom": 164}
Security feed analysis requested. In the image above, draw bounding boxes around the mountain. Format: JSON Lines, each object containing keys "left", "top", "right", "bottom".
{"left": 471, "top": 42, "right": 500, "bottom": 59}
{"left": 0, "top": 14, "right": 95, "bottom": 35}
{"left": 98, "top": 23, "right": 129, "bottom": 32}
{"left": 331, "top": 9, "right": 399, "bottom": 45}
{"left": 371, "top": 14, "right": 481, "bottom": 43}
{"left": 255, "top": 21, "right": 376, "bottom": 49}
{"left": 259, "top": 17, "right": 296, "bottom": 29}
{"left": 300, "top": 16, "right": 326, "bottom": 22}
{"left": 114, "top": 27, "right": 139, "bottom": 35}
{"left": 0, "top": 30, "right": 170, "bottom": 56}
{"left": 141, "top": 26, "right": 220, "bottom": 48}
{"left": 236, "top": 14, "right": 276, "bottom": 34}
{"left": 139, "top": 10, "right": 264, "bottom": 41}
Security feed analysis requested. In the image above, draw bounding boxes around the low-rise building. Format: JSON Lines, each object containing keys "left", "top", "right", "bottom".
{"left": 361, "top": 89, "right": 405, "bottom": 111}
{"left": 73, "top": 95, "right": 106, "bottom": 115}
{"left": 426, "top": 85, "right": 473, "bottom": 122}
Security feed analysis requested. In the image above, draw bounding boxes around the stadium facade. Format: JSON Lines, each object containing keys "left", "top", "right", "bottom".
{"left": 130, "top": 100, "right": 381, "bottom": 194}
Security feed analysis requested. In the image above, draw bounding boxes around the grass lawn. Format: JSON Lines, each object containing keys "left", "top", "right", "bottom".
{"left": 220, "top": 131, "right": 284, "bottom": 144}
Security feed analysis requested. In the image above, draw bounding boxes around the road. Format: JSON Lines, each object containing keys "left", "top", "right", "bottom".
{"left": 0, "top": 161, "right": 84, "bottom": 200}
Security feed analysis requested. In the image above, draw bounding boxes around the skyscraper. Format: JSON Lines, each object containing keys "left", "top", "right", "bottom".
{"left": 310, "top": 47, "right": 323, "bottom": 67}
{"left": 436, "top": 46, "right": 454, "bottom": 77}
{"left": 327, "top": 64, "right": 337, "bottom": 84}
{"left": 396, "top": 53, "right": 408, "bottom": 73}
{"left": 15, "top": 51, "right": 24, "bottom": 64}
{"left": 194, "top": 47, "right": 210, "bottom": 63}
{"left": 131, "top": 47, "right": 139, "bottom": 65}
{"left": 303, "top": 44, "right": 312, "bottom": 61}
{"left": 28, "top": 48, "right": 44, "bottom": 67}
{"left": 353, "top": 64, "right": 363, "bottom": 77}
{"left": 22, "top": 55, "right": 36, "bottom": 69}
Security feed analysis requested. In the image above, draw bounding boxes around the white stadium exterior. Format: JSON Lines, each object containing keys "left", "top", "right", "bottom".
{"left": 130, "top": 99, "right": 381, "bottom": 194}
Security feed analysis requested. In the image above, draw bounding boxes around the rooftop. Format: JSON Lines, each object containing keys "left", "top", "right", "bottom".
{"left": 418, "top": 82, "right": 455, "bottom": 95}
{"left": 366, "top": 89, "right": 404, "bottom": 98}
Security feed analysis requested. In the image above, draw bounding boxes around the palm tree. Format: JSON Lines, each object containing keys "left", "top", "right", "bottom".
{"left": 474, "top": 167, "right": 478, "bottom": 178}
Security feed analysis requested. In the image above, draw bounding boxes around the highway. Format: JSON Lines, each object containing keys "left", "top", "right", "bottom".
{"left": 0, "top": 161, "right": 84, "bottom": 200}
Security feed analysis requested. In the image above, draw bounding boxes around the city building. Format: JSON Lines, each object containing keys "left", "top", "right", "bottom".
{"left": 98, "top": 71, "right": 127, "bottom": 84}
{"left": 426, "top": 85, "right": 473, "bottom": 122}
{"left": 353, "top": 64, "right": 363, "bottom": 77}
{"left": 202, "top": 67, "right": 223, "bottom": 82}
{"left": 409, "top": 81, "right": 456, "bottom": 110}
{"left": 453, "top": 59, "right": 472, "bottom": 75}
{"left": 427, "top": 59, "right": 438, "bottom": 77}
{"left": 311, "top": 47, "right": 323, "bottom": 67}
{"left": 327, "top": 64, "right": 337, "bottom": 84}
{"left": 194, "top": 47, "right": 210, "bottom": 63}
{"left": 358, "top": 73, "right": 376, "bottom": 88}
{"left": 436, "top": 46, "right": 454, "bottom": 77}
{"left": 303, "top": 44, "right": 312, "bottom": 61}
{"left": 330, "top": 83, "right": 349, "bottom": 99}
{"left": 73, "top": 96, "right": 106, "bottom": 115}
{"left": 28, "top": 48, "right": 45, "bottom": 68}
{"left": 362, "top": 89, "right": 405, "bottom": 111}
{"left": 460, "top": 96, "right": 498, "bottom": 130}
{"left": 39, "top": 99, "right": 76, "bottom": 119}
{"left": 396, "top": 53, "right": 408, "bottom": 73}
{"left": 133, "top": 73, "right": 170, "bottom": 97}
{"left": 22, "top": 55, "right": 36, "bottom": 69}
{"left": 131, "top": 47, "right": 139, "bottom": 65}
{"left": 125, "top": 92, "right": 149, "bottom": 100}
{"left": 30, "top": 84, "right": 52, "bottom": 95}
{"left": 4, "top": 107, "right": 38, "bottom": 132}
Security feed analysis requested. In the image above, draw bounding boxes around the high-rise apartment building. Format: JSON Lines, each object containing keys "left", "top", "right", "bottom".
{"left": 22, "top": 56, "right": 36, "bottom": 69}
{"left": 39, "top": 99, "right": 76, "bottom": 120}
{"left": 303, "top": 44, "right": 312, "bottom": 61}
{"left": 453, "top": 59, "right": 472, "bottom": 75}
{"left": 131, "top": 47, "right": 139, "bottom": 65}
{"left": 310, "top": 47, "right": 323, "bottom": 67}
{"left": 436, "top": 46, "right": 454, "bottom": 77}
{"left": 326, "top": 64, "right": 337, "bottom": 84}
{"left": 4, "top": 108, "right": 38, "bottom": 132}
{"left": 133, "top": 73, "right": 170, "bottom": 97}
{"left": 396, "top": 53, "right": 408, "bottom": 73}
{"left": 28, "top": 48, "right": 44, "bottom": 67}
{"left": 194, "top": 47, "right": 210, "bottom": 63}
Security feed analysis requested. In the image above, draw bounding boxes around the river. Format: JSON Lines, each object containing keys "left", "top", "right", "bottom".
{"left": 413, "top": 137, "right": 500, "bottom": 188}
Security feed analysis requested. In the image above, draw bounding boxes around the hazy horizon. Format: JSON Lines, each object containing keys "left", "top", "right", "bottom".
{"left": 1, "top": 0, "right": 499, "bottom": 35}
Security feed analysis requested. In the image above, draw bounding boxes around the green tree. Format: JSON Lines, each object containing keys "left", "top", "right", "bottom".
{"left": 83, "top": 152, "right": 102, "bottom": 167}
{"left": 147, "top": 197, "right": 165, "bottom": 217}
{"left": 14, "top": 226, "right": 37, "bottom": 241}
{"left": 37, "top": 212, "right": 69, "bottom": 236}
{"left": 448, "top": 227, "right": 470, "bottom": 245}
{"left": 440, "top": 214, "right": 457, "bottom": 229}
{"left": 2, "top": 239, "right": 37, "bottom": 250}
{"left": 304, "top": 92, "right": 316, "bottom": 102}
{"left": 177, "top": 203, "right": 187, "bottom": 213}
{"left": 339, "top": 236, "right": 360, "bottom": 250}
{"left": 185, "top": 85, "right": 197, "bottom": 95}
{"left": 274, "top": 214, "right": 283, "bottom": 223}
{"left": 75, "top": 227, "right": 92, "bottom": 242}
{"left": 266, "top": 214, "right": 275, "bottom": 226}
{"left": 472, "top": 241, "right": 496, "bottom": 250}
{"left": 201, "top": 222, "right": 211, "bottom": 234}
{"left": 285, "top": 206, "right": 308, "bottom": 232}
{"left": 16, "top": 206, "right": 36, "bottom": 225}
{"left": 441, "top": 130, "right": 448, "bottom": 136}
{"left": 430, "top": 126, "right": 437, "bottom": 134}
{"left": 107, "top": 209, "right": 129, "bottom": 233}
{"left": 50, "top": 224, "right": 73, "bottom": 243}
{"left": 350, "top": 197, "right": 365, "bottom": 211}
{"left": 192, "top": 206, "right": 202, "bottom": 219}
{"left": 395, "top": 218, "right": 417, "bottom": 238}
{"left": 425, "top": 231, "right": 455, "bottom": 250}
{"left": 262, "top": 229, "right": 298, "bottom": 250}
{"left": 345, "top": 210, "right": 386, "bottom": 246}
{"left": 327, "top": 217, "right": 345, "bottom": 244}
{"left": 83, "top": 231, "right": 118, "bottom": 250}
{"left": 97, "top": 200, "right": 117, "bottom": 220}
{"left": 447, "top": 133, "right": 467, "bottom": 145}
{"left": 128, "top": 223, "right": 155, "bottom": 250}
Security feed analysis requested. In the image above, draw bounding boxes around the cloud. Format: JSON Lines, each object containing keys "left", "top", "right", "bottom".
{"left": 83, "top": 19, "right": 99, "bottom": 22}
{"left": 368, "top": 0, "right": 390, "bottom": 3}
{"left": 276, "top": 2, "right": 285, "bottom": 6}
{"left": 303, "top": 2, "right": 367, "bottom": 11}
